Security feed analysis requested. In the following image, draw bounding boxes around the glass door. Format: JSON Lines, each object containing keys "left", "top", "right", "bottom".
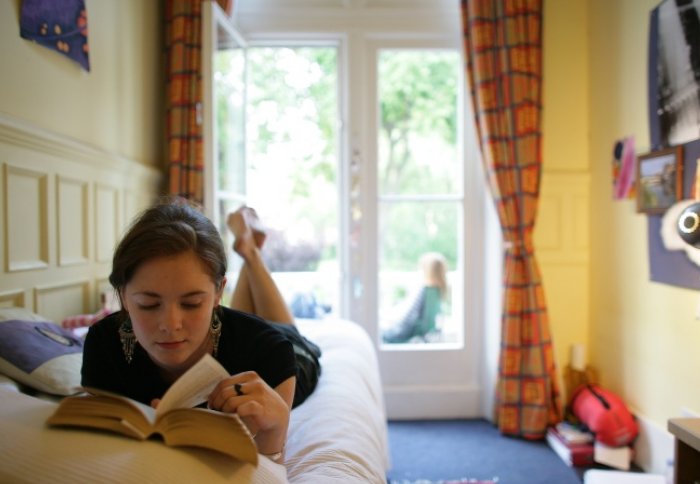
{"left": 202, "top": 3, "right": 484, "bottom": 418}
{"left": 376, "top": 48, "right": 463, "bottom": 349}
{"left": 203, "top": 5, "right": 341, "bottom": 313}
{"left": 244, "top": 45, "right": 341, "bottom": 318}
{"left": 365, "top": 39, "right": 481, "bottom": 418}
{"left": 202, "top": 1, "right": 248, "bottom": 290}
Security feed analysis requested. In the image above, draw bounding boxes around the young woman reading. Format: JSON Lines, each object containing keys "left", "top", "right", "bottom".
{"left": 81, "top": 198, "right": 321, "bottom": 462}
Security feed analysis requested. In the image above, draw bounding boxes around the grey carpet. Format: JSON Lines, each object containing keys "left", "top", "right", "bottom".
{"left": 386, "top": 419, "right": 584, "bottom": 484}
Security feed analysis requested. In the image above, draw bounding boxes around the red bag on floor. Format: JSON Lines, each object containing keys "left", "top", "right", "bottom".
{"left": 570, "top": 384, "right": 638, "bottom": 447}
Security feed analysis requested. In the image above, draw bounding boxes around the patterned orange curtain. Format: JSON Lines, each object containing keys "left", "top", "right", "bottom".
{"left": 461, "top": 0, "right": 560, "bottom": 439}
{"left": 165, "top": 0, "right": 204, "bottom": 204}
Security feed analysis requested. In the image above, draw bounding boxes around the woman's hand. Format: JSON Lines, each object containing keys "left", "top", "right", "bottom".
{"left": 208, "top": 372, "right": 295, "bottom": 455}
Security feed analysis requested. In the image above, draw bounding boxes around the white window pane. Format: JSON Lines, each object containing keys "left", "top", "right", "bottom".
{"left": 378, "top": 49, "right": 461, "bottom": 196}
{"left": 245, "top": 46, "right": 340, "bottom": 317}
{"left": 378, "top": 201, "right": 460, "bottom": 345}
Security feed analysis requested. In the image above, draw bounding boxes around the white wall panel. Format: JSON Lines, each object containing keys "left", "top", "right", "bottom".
{"left": 57, "top": 175, "right": 89, "bottom": 266}
{"left": 535, "top": 173, "right": 590, "bottom": 264}
{"left": 0, "top": 290, "right": 25, "bottom": 309}
{"left": 4, "top": 164, "right": 48, "bottom": 272}
{"left": 0, "top": 114, "right": 160, "bottom": 321}
{"left": 34, "top": 281, "right": 90, "bottom": 325}
{"left": 95, "top": 184, "right": 119, "bottom": 263}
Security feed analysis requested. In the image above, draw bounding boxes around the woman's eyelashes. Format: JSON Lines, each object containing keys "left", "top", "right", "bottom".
{"left": 180, "top": 302, "right": 202, "bottom": 309}
{"left": 136, "top": 301, "right": 203, "bottom": 311}
{"left": 137, "top": 303, "right": 159, "bottom": 310}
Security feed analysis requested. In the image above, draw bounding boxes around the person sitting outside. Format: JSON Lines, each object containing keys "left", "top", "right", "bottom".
{"left": 381, "top": 252, "right": 448, "bottom": 344}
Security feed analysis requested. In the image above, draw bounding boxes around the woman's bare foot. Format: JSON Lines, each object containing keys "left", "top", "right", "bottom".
{"left": 227, "top": 207, "right": 267, "bottom": 258}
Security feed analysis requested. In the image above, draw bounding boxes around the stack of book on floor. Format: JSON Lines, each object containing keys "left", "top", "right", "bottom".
{"left": 546, "top": 422, "right": 595, "bottom": 467}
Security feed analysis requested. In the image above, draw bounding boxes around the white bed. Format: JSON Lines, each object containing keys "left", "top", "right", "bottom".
{"left": 0, "top": 109, "right": 390, "bottom": 482}
{"left": 0, "top": 312, "right": 390, "bottom": 484}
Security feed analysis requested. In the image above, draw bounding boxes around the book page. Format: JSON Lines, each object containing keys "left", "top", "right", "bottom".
{"left": 82, "top": 387, "right": 157, "bottom": 424}
{"left": 156, "top": 353, "right": 230, "bottom": 417}
{"left": 158, "top": 408, "right": 258, "bottom": 465}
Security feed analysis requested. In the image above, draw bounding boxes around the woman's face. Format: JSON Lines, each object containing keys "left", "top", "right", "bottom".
{"left": 120, "top": 250, "right": 225, "bottom": 379}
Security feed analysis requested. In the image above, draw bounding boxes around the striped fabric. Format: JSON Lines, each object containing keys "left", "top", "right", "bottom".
{"left": 165, "top": 0, "right": 204, "bottom": 204}
{"left": 461, "top": 0, "right": 560, "bottom": 439}
{"left": 61, "top": 307, "right": 110, "bottom": 329}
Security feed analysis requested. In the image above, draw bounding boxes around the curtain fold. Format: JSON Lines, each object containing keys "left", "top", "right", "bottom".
{"left": 165, "top": 0, "right": 204, "bottom": 204}
{"left": 461, "top": 0, "right": 560, "bottom": 439}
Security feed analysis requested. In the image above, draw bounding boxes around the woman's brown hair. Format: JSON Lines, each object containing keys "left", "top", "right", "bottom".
{"left": 109, "top": 197, "right": 227, "bottom": 299}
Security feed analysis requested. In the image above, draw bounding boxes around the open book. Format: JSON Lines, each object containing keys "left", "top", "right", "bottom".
{"left": 47, "top": 354, "right": 258, "bottom": 465}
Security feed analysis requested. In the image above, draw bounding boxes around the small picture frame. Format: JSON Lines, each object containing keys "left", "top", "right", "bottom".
{"left": 636, "top": 146, "right": 683, "bottom": 214}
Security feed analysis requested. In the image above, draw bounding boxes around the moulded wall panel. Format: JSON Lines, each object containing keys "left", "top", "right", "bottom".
{"left": 95, "top": 277, "right": 113, "bottom": 310}
{"left": 0, "top": 112, "right": 161, "bottom": 323}
{"left": 363, "top": 0, "right": 457, "bottom": 8}
{"left": 237, "top": 0, "right": 454, "bottom": 11}
{"left": 95, "top": 184, "right": 119, "bottom": 263}
{"left": 534, "top": 194, "right": 562, "bottom": 250}
{"left": 239, "top": 0, "right": 344, "bottom": 10}
{"left": 123, "top": 189, "right": 152, "bottom": 233}
{"left": 540, "top": 263, "right": 590, "bottom": 377}
{"left": 0, "top": 290, "right": 25, "bottom": 309}
{"left": 536, "top": 172, "right": 590, "bottom": 265}
{"left": 124, "top": 189, "right": 137, "bottom": 232}
{"left": 34, "top": 281, "right": 90, "bottom": 324}
{"left": 57, "top": 175, "right": 89, "bottom": 266}
{"left": 3, "top": 163, "right": 48, "bottom": 272}
{"left": 573, "top": 193, "right": 590, "bottom": 251}
{"left": 236, "top": 0, "right": 459, "bottom": 38}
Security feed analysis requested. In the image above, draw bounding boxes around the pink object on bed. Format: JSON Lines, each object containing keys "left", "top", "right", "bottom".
{"left": 61, "top": 307, "right": 111, "bottom": 329}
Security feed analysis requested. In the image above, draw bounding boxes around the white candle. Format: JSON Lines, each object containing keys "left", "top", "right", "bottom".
{"left": 570, "top": 343, "right": 586, "bottom": 371}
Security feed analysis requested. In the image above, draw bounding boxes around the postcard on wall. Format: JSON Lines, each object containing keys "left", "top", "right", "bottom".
{"left": 636, "top": 146, "right": 683, "bottom": 214}
{"left": 612, "top": 136, "right": 636, "bottom": 200}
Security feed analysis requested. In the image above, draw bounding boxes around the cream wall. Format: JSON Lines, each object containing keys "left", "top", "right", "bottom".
{"left": 541, "top": 0, "right": 700, "bottom": 453}
{"left": 0, "top": 0, "right": 163, "bottom": 167}
{"left": 0, "top": 0, "right": 163, "bottom": 319}
{"left": 588, "top": 0, "right": 700, "bottom": 431}
{"left": 537, "top": 0, "right": 590, "bottom": 402}
{"left": 537, "top": 0, "right": 700, "bottom": 471}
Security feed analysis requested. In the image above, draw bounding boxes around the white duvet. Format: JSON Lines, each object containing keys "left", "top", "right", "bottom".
{"left": 287, "top": 319, "right": 390, "bottom": 483}
{"left": 0, "top": 318, "right": 389, "bottom": 484}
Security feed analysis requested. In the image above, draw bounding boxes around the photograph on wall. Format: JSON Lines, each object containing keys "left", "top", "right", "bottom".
{"left": 647, "top": 141, "right": 700, "bottom": 289}
{"left": 636, "top": 146, "right": 683, "bottom": 214}
{"left": 653, "top": 0, "right": 700, "bottom": 148}
{"left": 646, "top": 2, "right": 700, "bottom": 289}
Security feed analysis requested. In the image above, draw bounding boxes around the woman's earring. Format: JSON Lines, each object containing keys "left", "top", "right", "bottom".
{"left": 119, "top": 317, "right": 136, "bottom": 364}
{"left": 210, "top": 310, "right": 222, "bottom": 357}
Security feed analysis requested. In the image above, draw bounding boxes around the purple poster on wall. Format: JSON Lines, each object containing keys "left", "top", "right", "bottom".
{"left": 647, "top": 141, "right": 700, "bottom": 289}
{"left": 647, "top": 1, "right": 700, "bottom": 289}
{"left": 19, "top": 0, "right": 90, "bottom": 72}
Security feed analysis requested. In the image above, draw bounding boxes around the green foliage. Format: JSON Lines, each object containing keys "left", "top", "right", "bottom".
{"left": 379, "top": 50, "right": 457, "bottom": 143}
{"left": 246, "top": 47, "right": 339, "bottom": 269}
{"left": 378, "top": 50, "right": 459, "bottom": 196}
{"left": 380, "top": 202, "right": 458, "bottom": 271}
{"left": 243, "top": 46, "right": 460, "bottom": 274}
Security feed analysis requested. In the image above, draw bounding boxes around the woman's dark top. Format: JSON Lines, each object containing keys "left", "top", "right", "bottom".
{"left": 82, "top": 306, "right": 321, "bottom": 408}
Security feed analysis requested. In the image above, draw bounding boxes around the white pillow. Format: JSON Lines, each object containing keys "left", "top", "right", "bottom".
{"left": 0, "top": 373, "right": 20, "bottom": 393}
{"left": 0, "top": 307, "right": 49, "bottom": 322}
{"left": 0, "top": 309, "right": 83, "bottom": 396}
